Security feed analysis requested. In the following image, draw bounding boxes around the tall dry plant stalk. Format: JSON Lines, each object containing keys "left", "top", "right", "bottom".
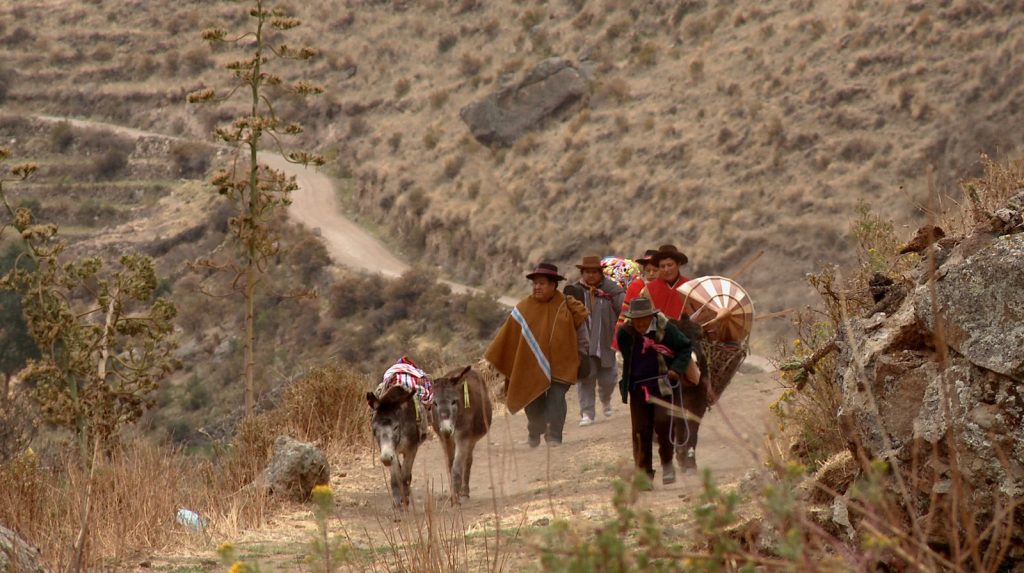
{"left": 187, "top": 0, "right": 324, "bottom": 418}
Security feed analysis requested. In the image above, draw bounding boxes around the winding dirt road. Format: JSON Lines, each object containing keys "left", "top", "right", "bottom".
{"left": 35, "top": 114, "right": 517, "bottom": 306}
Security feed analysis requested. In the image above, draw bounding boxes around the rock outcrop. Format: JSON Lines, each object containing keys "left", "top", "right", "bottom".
{"left": 0, "top": 525, "right": 48, "bottom": 573}
{"left": 260, "top": 436, "right": 330, "bottom": 501}
{"left": 460, "top": 57, "right": 588, "bottom": 147}
{"left": 834, "top": 226, "right": 1024, "bottom": 547}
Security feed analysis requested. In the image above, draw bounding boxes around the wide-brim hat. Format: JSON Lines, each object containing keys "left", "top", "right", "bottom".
{"left": 650, "top": 244, "right": 688, "bottom": 266}
{"left": 575, "top": 254, "right": 604, "bottom": 271}
{"left": 623, "top": 297, "right": 658, "bottom": 319}
{"left": 525, "top": 262, "right": 565, "bottom": 281}
{"left": 635, "top": 249, "right": 660, "bottom": 265}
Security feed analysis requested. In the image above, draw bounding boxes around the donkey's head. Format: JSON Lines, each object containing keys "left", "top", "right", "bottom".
{"left": 367, "top": 388, "right": 415, "bottom": 466}
{"left": 430, "top": 365, "right": 473, "bottom": 437}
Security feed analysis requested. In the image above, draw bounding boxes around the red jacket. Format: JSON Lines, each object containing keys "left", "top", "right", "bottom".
{"left": 645, "top": 275, "right": 689, "bottom": 320}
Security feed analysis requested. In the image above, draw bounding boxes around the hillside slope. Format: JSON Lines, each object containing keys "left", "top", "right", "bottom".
{"left": 3, "top": 0, "right": 1023, "bottom": 342}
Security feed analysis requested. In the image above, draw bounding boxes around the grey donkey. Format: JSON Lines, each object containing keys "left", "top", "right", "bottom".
{"left": 366, "top": 387, "right": 425, "bottom": 508}
{"left": 429, "top": 365, "right": 493, "bottom": 504}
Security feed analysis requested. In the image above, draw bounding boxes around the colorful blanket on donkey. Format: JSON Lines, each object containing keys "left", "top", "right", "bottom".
{"left": 376, "top": 356, "right": 434, "bottom": 406}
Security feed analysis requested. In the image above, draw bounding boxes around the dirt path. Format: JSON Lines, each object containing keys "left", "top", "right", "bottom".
{"left": 200, "top": 367, "right": 781, "bottom": 571}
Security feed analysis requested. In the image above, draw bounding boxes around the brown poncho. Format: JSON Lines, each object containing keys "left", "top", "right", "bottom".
{"left": 485, "top": 291, "right": 589, "bottom": 414}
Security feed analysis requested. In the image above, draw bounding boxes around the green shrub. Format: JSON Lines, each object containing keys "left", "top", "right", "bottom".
{"left": 91, "top": 148, "right": 129, "bottom": 180}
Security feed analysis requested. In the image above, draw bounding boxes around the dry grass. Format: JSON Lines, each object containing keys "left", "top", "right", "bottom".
{"left": 0, "top": 440, "right": 273, "bottom": 571}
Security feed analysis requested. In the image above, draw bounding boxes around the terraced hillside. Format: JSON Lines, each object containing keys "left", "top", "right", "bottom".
{"left": 3, "top": 0, "right": 1023, "bottom": 342}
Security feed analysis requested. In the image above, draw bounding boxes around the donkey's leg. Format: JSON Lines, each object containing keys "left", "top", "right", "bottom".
{"left": 438, "top": 434, "right": 457, "bottom": 498}
{"left": 401, "top": 445, "right": 419, "bottom": 507}
{"left": 451, "top": 439, "right": 470, "bottom": 504}
{"left": 440, "top": 434, "right": 456, "bottom": 471}
{"left": 389, "top": 461, "right": 404, "bottom": 508}
{"left": 460, "top": 438, "right": 479, "bottom": 498}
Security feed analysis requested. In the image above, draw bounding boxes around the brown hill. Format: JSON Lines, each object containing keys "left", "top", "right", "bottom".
{"left": 3, "top": 0, "right": 1024, "bottom": 345}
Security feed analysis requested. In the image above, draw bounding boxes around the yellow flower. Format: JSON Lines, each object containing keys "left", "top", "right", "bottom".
{"left": 311, "top": 484, "right": 332, "bottom": 496}
{"left": 228, "top": 561, "right": 249, "bottom": 573}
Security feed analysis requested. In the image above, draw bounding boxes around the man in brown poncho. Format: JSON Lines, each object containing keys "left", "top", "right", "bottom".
{"left": 485, "top": 263, "right": 589, "bottom": 447}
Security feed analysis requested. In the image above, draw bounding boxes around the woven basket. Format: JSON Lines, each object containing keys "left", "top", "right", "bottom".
{"left": 701, "top": 339, "right": 749, "bottom": 397}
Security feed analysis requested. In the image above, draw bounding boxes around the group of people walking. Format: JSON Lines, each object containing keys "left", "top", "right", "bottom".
{"left": 485, "top": 244, "right": 714, "bottom": 486}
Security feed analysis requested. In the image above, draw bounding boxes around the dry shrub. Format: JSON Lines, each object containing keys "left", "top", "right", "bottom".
{"left": 775, "top": 204, "right": 917, "bottom": 467}
{"left": 276, "top": 364, "right": 371, "bottom": 448}
{"left": 947, "top": 154, "right": 1024, "bottom": 235}
{"left": 215, "top": 364, "right": 371, "bottom": 487}
{"left": 459, "top": 52, "right": 484, "bottom": 79}
{"left": 443, "top": 155, "right": 465, "bottom": 179}
{"left": 0, "top": 440, "right": 273, "bottom": 571}
{"left": 394, "top": 77, "right": 411, "bottom": 99}
{"left": 428, "top": 89, "right": 448, "bottom": 110}
{"left": 91, "top": 148, "right": 129, "bottom": 179}
{"left": 423, "top": 127, "right": 441, "bottom": 150}
{"left": 598, "top": 77, "right": 631, "bottom": 103}
{"left": 170, "top": 140, "right": 214, "bottom": 178}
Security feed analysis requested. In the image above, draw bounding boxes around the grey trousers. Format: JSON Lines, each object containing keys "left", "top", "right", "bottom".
{"left": 526, "top": 381, "right": 570, "bottom": 443}
{"left": 577, "top": 356, "right": 618, "bottom": 419}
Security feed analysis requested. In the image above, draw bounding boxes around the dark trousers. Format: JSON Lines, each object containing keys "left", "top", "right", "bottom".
{"left": 675, "top": 383, "right": 709, "bottom": 465}
{"left": 525, "top": 382, "right": 570, "bottom": 443}
{"left": 628, "top": 384, "right": 679, "bottom": 478}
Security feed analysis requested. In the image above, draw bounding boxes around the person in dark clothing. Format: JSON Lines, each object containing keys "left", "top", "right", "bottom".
{"left": 616, "top": 297, "right": 694, "bottom": 486}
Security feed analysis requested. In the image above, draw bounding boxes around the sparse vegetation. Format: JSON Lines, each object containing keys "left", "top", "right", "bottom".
{"left": 2, "top": 2, "right": 1024, "bottom": 571}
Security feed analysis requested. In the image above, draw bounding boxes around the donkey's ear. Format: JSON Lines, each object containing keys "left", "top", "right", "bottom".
{"left": 452, "top": 365, "right": 473, "bottom": 382}
{"left": 366, "top": 392, "right": 379, "bottom": 410}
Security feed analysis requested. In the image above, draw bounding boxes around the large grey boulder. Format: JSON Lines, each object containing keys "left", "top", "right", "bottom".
{"left": 260, "top": 436, "right": 330, "bottom": 501}
{"left": 834, "top": 231, "right": 1024, "bottom": 547}
{"left": 0, "top": 525, "right": 48, "bottom": 573}
{"left": 460, "top": 57, "right": 589, "bottom": 147}
{"left": 915, "top": 233, "right": 1024, "bottom": 381}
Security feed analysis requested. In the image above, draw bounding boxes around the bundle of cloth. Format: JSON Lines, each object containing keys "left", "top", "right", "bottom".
{"left": 375, "top": 356, "right": 434, "bottom": 439}
{"left": 376, "top": 356, "right": 434, "bottom": 406}
{"left": 600, "top": 256, "right": 641, "bottom": 291}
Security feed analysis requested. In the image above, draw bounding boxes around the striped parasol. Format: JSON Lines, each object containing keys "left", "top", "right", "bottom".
{"left": 676, "top": 276, "right": 754, "bottom": 343}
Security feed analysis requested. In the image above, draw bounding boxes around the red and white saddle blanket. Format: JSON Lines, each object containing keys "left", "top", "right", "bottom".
{"left": 376, "top": 356, "right": 434, "bottom": 407}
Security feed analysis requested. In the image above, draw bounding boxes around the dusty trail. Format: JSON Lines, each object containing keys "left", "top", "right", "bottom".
{"left": 219, "top": 367, "right": 781, "bottom": 570}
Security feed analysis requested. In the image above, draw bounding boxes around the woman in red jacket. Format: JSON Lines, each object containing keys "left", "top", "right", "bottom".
{"left": 645, "top": 244, "right": 690, "bottom": 319}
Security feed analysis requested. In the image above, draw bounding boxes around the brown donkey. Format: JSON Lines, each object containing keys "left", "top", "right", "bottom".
{"left": 429, "top": 365, "right": 493, "bottom": 503}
